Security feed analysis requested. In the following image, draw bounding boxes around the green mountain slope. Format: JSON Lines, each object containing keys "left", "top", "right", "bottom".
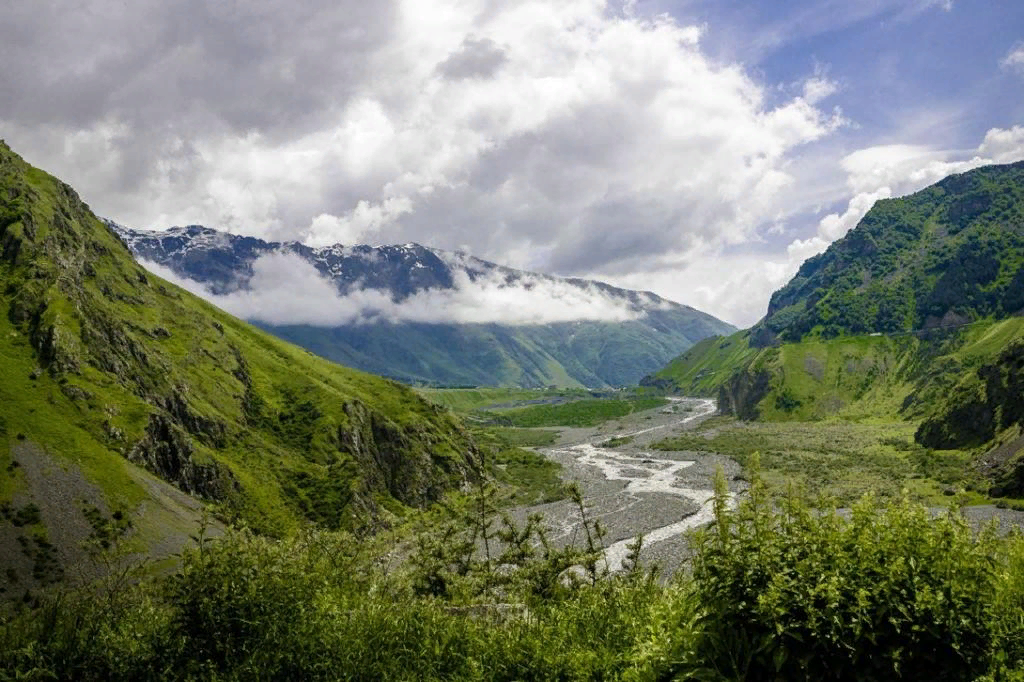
{"left": 267, "top": 309, "right": 734, "bottom": 389}
{"left": 0, "top": 142, "right": 479, "bottom": 588}
{"left": 649, "top": 318, "right": 1024, "bottom": 421}
{"left": 647, "top": 162, "right": 1024, "bottom": 496}
{"left": 755, "top": 161, "right": 1024, "bottom": 345}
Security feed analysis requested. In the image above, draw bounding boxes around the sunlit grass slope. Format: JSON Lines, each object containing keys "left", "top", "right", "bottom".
{"left": 0, "top": 141, "right": 479, "bottom": 545}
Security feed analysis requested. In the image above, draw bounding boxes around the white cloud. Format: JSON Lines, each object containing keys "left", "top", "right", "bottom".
{"left": 609, "top": 125, "right": 1024, "bottom": 328}
{"left": 6, "top": 0, "right": 843, "bottom": 278}
{"left": 141, "top": 251, "right": 646, "bottom": 326}
{"left": 978, "top": 125, "right": 1024, "bottom": 161}
{"left": 802, "top": 76, "right": 838, "bottom": 105}
{"left": 778, "top": 128, "right": 1023, "bottom": 265}
{"left": 1001, "top": 44, "right": 1024, "bottom": 75}
{"left": 4, "top": 0, "right": 1014, "bottom": 334}
{"left": 306, "top": 196, "right": 414, "bottom": 247}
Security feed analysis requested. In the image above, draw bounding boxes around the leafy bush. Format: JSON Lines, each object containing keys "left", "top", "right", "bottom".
{"left": 3, "top": 467, "right": 1024, "bottom": 680}
{"left": 672, "top": 458, "right": 1023, "bottom": 681}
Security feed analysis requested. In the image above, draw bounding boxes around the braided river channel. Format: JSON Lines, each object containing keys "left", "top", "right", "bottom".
{"left": 512, "top": 397, "right": 744, "bottom": 577}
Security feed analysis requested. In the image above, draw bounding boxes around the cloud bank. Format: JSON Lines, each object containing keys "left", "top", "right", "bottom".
{"left": 142, "top": 252, "right": 647, "bottom": 326}
{"left": 606, "top": 125, "right": 1024, "bottom": 327}
{"left": 1, "top": 0, "right": 1020, "bottom": 328}
{"left": 1, "top": 1, "right": 841, "bottom": 309}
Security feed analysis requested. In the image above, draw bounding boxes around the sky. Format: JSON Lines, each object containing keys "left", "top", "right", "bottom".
{"left": 1, "top": 0, "right": 1023, "bottom": 327}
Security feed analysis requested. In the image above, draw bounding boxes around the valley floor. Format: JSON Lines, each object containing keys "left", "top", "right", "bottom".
{"left": 510, "top": 398, "right": 741, "bottom": 576}
{"left": 515, "top": 398, "right": 1024, "bottom": 577}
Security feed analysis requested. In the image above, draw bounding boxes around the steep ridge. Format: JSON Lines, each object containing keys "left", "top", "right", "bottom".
{"left": 112, "top": 224, "right": 735, "bottom": 388}
{"left": 0, "top": 142, "right": 480, "bottom": 588}
{"left": 756, "top": 160, "right": 1024, "bottom": 345}
{"left": 645, "top": 162, "right": 1024, "bottom": 496}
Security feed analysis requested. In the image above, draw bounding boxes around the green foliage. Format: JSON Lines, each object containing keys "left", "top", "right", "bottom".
{"left": 1, "top": 502, "right": 41, "bottom": 527}
{"left": 648, "top": 331, "right": 759, "bottom": 396}
{"left": 653, "top": 417, "right": 977, "bottom": 505}
{"left": 490, "top": 396, "right": 669, "bottom": 427}
{"left": 773, "top": 387, "right": 802, "bottom": 412}
{"left": 669, "top": 460, "right": 1024, "bottom": 681}
{"left": 650, "top": 308, "right": 1024, "bottom": 499}
{"left": 0, "top": 496, "right": 668, "bottom": 681}
{"left": 486, "top": 427, "right": 559, "bottom": 448}
{"left": 760, "top": 161, "right": 1024, "bottom": 342}
{"left": 81, "top": 504, "right": 133, "bottom": 551}
{"left": 416, "top": 386, "right": 576, "bottom": 412}
{"left": 918, "top": 341, "right": 1024, "bottom": 450}
{"left": 492, "top": 448, "right": 566, "bottom": 505}
{"left": 4, "top": 474, "right": 1024, "bottom": 680}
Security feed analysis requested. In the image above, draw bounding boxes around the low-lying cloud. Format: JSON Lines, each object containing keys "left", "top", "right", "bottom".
{"left": 142, "top": 252, "right": 646, "bottom": 326}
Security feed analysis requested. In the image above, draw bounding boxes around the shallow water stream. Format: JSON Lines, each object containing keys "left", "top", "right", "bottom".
{"left": 523, "top": 397, "right": 740, "bottom": 575}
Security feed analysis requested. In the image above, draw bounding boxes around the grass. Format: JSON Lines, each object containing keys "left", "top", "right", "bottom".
{"left": 491, "top": 448, "right": 566, "bottom": 505}
{"left": 652, "top": 331, "right": 760, "bottom": 394}
{"left": 415, "top": 386, "right": 580, "bottom": 413}
{"left": 487, "top": 396, "right": 669, "bottom": 428}
{"left": 653, "top": 416, "right": 982, "bottom": 505}
{"left": 485, "top": 427, "right": 559, "bottom": 448}
{"left": 655, "top": 319, "right": 1024, "bottom": 453}
{"left": 468, "top": 427, "right": 564, "bottom": 505}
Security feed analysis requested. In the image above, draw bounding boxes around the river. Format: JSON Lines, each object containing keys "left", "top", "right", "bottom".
{"left": 515, "top": 397, "right": 742, "bottom": 576}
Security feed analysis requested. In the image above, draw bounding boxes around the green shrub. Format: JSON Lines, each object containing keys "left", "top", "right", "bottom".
{"left": 673, "top": 458, "right": 1022, "bottom": 681}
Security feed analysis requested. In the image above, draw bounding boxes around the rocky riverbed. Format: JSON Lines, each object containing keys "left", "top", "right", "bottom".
{"left": 511, "top": 398, "right": 744, "bottom": 577}
{"left": 514, "top": 397, "right": 1024, "bottom": 578}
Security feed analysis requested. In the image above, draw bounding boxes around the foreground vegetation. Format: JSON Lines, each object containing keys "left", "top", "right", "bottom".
{"left": 3, "top": 464, "right": 1023, "bottom": 681}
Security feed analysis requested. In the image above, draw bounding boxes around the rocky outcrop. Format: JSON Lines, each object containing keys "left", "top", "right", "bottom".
{"left": 339, "top": 401, "right": 479, "bottom": 508}
{"left": 916, "top": 342, "right": 1024, "bottom": 498}
{"left": 127, "top": 415, "right": 238, "bottom": 500}
{"left": 716, "top": 369, "right": 772, "bottom": 421}
{"left": 916, "top": 342, "right": 1024, "bottom": 450}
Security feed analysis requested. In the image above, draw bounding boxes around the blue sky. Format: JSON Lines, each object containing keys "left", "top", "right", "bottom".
{"left": 0, "top": 0, "right": 1022, "bottom": 326}
{"left": 694, "top": 0, "right": 1023, "bottom": 146}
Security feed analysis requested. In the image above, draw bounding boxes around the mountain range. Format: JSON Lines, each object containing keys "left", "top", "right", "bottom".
{"left": 111, "top": 223, "right": 735, "bottom": 388}
{"left": 5, "top": 137, "right": 1024, "bottom": 597}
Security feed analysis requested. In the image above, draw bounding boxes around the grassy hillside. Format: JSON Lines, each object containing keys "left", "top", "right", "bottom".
{"left": 0, "top": 141, "right": 480, "bottom": 589}
{"left": 648, "top": 162, "right": 1024, "bottom": 497}
{"left": 651, "top": 318, "right": 1024, "bottom": 420}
